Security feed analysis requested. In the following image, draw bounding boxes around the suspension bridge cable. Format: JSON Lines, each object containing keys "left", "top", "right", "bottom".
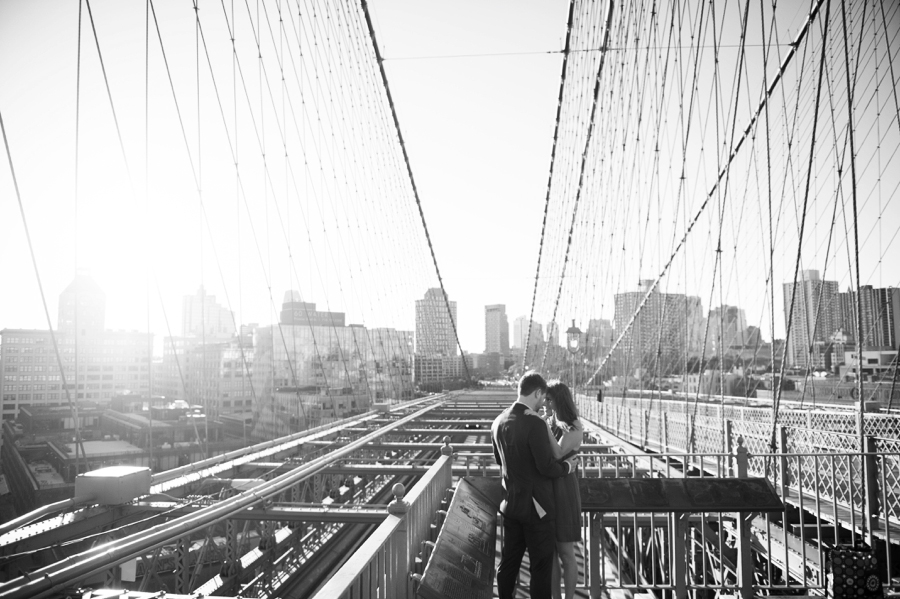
{"left": 539, "top": 0, "right": 615, "bottom": 373}
{"left": 841, "top": 0, "right": 868, "bottom": 541}
{"left": 586, "top": 0, "right": 828, "bottom": 387}
{"left": 523, "top": 0, "right": 576, "bottom": 370}
{"left": 359, "top": 0, "right": 470, "bottom": 381}
{"left": 1, "top": 111, "right": 87, "bottom": 471}
{"left": 772, "top": 0, "right": 832, "bottom": 456}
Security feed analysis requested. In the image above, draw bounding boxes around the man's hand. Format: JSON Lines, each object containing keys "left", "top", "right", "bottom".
{"left": 564, "top": 456, "right": 578, "bottom": 474}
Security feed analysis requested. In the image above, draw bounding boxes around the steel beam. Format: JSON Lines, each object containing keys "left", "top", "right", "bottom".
{"left": 0, "top": 399, "right": 448, "bottom": 599}
{"left": 128, "top": 501, "right": 389, "bottom": 523}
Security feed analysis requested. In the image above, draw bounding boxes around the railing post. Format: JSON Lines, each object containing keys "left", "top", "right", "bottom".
{"left": 688, "top": 413, "right": 696, "bottom": 455}
{"left": 641, "top": 408, "right": 647, "bottom": 449}
{"left": 777, "top": 425, "right": 789, "bottom": 496}
{"left": 673, "top": 512, "right": 688, "bottom": 599}
{"left": 725, "top": 419, "right": 734, "bottom": 476}
{"left": 627, "top": 406, "right": 633, "bottom": 441}
{"left": 590, "top": 514, "right": 603, "bottom": 599}
{"left": 864, "top": 435, "right": 880, "bottom": 540}
{"left": 736, "top": 436, "right": 749, "bottom": 478}
{"left": 388, "top": 483, "right": 410, "bottom": 598}
{"left": 662, "top": 411, "right": 669, "bottom": 453}
{"left": 735, "top": 437, "right": 753, "bottom": 599}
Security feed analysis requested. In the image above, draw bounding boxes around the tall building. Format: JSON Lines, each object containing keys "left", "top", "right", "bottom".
{"left": 705, "top": 305, "right": 748, "bottom": 354}
{"left": 838, "top": 286, "right": 900, "bottom": 349}
{"left": 162, "top": 293, "right": 413, "bottom": 425}
{"left": 513, "top": 316, "right": 543, "bottom": 355}
{"left": 512, "top": 316, "right": 544, "bottom": 367}
{"left": 2, "top": 277, "right": 151, "bottom": 420}
{"left": 512, "top": 316, "right": 526, "bottom": 349}
{"left": 613, "top": 280, "right": 703, "bottom": 376}
{"left": 414, "top": 289, "right": 459, "bottom": 386}
{"left": 256, "top": 296, "right": 413, "bottom": 399}
{"left": 546, "top": 321, "right": 559, "bottom": 347}
{"left": 182, "top": 286, "right": 234, "bottom": 340}
{"left": 57, "top": 273, "right": 106, "bottom": 335}
{"left": 586, "top": 319, "right": 614, "bottom": 361}
{"left": 783, "top": 270, "right": 841, "bottom": 368}
{"left": 484, "top": 305, "right": 509, "bottom": 355}
{"left": 180, "top": 339, "right": 255, "bottom": 416}
{"left": 415, "top": 288, "right": 458, "bottom": 357}
{"left": 280, "top": 290, "right": 345, "bottom": 327}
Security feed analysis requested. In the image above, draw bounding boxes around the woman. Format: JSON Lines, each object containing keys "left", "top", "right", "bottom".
{"left": 544, "top": 381, "right": 583, "bottom": 599}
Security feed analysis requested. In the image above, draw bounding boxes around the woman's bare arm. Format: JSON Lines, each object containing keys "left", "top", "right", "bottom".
{"left": 544, "top": 419, "right": 565, "bottom": 459}
{"left": 558, "top": 419, "right": 584, "bottom": 454}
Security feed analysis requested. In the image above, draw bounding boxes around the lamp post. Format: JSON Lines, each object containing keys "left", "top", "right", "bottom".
{"left": 566, "top": 319, "right": 582, "bottom": 390}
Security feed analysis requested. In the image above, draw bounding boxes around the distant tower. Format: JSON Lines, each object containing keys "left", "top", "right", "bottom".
{"left": 839, "top": 286, "right": 900, "bottom": 348}
{"left": 182, "top": 286, "right": 234, "bottom": 339}
{"left": 512, "top": 316, "right": 527, "bottom": 349}
{"left": 415, "top": 288, "right": 458, "bottom": 356}
{"left": 783, "top": 270, "right": 841, "bottom": 368}
{"left": 57, "top": 273, "right": 106, "bottom": 335}
{"left": 485, "top": 305, "right": 509, "bottom": 355}
{"left": 614, "top": 280, "right": 702, "bottom": 376}
{"left": 706, "top": 305, "right": 748, "bottom": 354}
{"left": 545, "top": 321, "right": 559, "bottom": 347}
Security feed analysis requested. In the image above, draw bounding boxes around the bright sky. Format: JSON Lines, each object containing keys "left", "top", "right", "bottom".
{"left": 0, "top": 0, "right": 568, "bottom": 353}
{"left": 2, "top": 0, "right": 898, "bottom": 359}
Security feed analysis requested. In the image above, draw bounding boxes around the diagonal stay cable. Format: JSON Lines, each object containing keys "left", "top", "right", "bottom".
{"left": 1, "top": 111, "right": 88, "bottom": 468}
{"left": 84, "top": 0, "right": 133, "bottom": 183}
{"left": 840, "top": 0, "right": 868, "bottom": 542}
{"left": 586, "top": 0, "right": 828, "bottom": 387}
{"left": 539, "top": 0, "right": 615, "bottom": 372}
{"left": 522, "top": 0, "right": 576, "bottom": 370}
{"left": 358, "top": 0, "right": 470, "bottom": 381}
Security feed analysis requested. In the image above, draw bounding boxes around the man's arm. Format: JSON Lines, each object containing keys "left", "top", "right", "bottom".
{"left": 491, "top": 420, "right": 503, "bottom": 467}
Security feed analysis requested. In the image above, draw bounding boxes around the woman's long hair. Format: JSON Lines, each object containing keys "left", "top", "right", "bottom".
{"left": 546, "top": 381, "right": 579, "bottom": 431}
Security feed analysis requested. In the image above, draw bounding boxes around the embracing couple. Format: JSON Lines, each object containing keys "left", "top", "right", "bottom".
{"left": 491, "top": 371, "right": 585, "bottom": 599}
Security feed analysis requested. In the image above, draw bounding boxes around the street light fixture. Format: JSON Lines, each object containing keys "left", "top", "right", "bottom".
{"left": 566, "top": 319, "right": 582, "bottom": 389}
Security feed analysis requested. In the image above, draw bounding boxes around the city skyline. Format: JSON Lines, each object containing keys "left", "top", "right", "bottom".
{"left": 7, "top": 272, "right": 897, "bottom": 361}
{"left": 3, "top": 1, "right": 898, "bottom": 371}
{"left": 1, "top": 2, "right": 899, "bottom": 595}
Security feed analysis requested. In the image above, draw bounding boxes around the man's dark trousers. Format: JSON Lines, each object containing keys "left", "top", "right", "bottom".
{"left": 497, "top": 508, "right": 556, "bottom": 599}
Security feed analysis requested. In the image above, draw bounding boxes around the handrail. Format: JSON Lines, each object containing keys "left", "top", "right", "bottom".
{"left": 309, "top": 451, "right": 453, "bottom": 599}
{"left": 0, "top": 401, "right": 447, "bottom": 599}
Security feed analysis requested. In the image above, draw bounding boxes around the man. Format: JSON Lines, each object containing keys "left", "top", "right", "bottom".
{"left": 492, "top": 371, "right": 577, "bottom": 598}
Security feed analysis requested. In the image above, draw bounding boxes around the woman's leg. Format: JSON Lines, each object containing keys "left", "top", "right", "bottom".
{"left": 557, "top": 541, "right": 578, "bottom": 599}
{"left": 551, "top": 548, "right": 562, "bottom": 599}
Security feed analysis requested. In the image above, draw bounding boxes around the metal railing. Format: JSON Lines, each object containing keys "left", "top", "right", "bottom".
{"left": 309, "top": 448, "right": 453, "bottom": 599}
{"left": 574, "top": 393, "right": 900, "bottom": 598}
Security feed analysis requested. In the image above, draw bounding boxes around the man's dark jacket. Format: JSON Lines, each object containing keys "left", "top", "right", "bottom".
{"left": 491, "top": 402, "right": 568, "bottom": 521}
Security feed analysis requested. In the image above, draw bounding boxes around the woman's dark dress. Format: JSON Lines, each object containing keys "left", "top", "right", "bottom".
{"left": 552, "top": 423, "right": 582, "bottom": 542}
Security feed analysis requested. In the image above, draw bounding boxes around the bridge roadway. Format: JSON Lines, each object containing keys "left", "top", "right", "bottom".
{"left": 0, "top": 389, "right": 896, "bottom": 598}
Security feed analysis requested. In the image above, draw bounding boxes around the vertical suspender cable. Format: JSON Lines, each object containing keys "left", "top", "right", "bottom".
{"left": 522, "top": 0, "right": 576, "bottom": 370}
{"left": 358, "top": 0, "right": 470, "bottom": 382}
{"left": 195, "top": 0, "right": 211, "bottom": 457}
{"left": 71, "top": 0, "right": 85, "bottom": 476}
{"left": 1, "top": 112, "right": 86, "bottom": 479}
{"left": 539, "top": 0, "right": 615, "bottom": 373}
{"left": 840, "top": 0, "right": 867, "bottom": 543}
{"left": 772, "top": 0, "right": 831, "bottom": 460}
{"left": 586, "top": 0, "right": 828, "bottom": 387}
{"left": 145, "top": 0, "right": 155, "bottom": 468}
